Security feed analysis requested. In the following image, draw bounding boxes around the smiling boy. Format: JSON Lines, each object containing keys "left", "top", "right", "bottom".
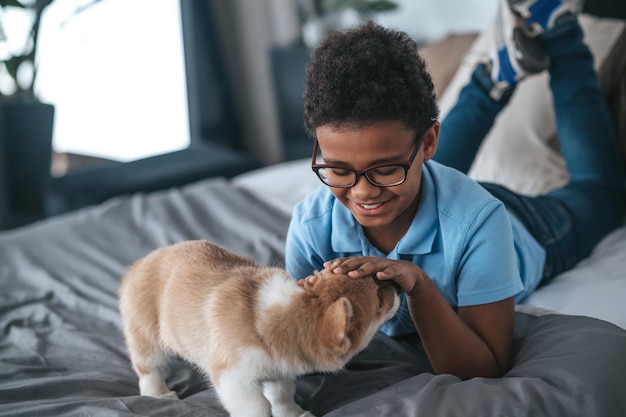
{"left": 285, "top": 0, "right": 626, "bottom": 380}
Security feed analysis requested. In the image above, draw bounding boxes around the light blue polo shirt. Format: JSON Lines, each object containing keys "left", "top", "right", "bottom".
{"left": 285, "top": 160, "right": 545, "bottom": 336}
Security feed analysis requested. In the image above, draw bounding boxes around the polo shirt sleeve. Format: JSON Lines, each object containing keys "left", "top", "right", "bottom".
{"left": 285, "top": 202, "right": 327, "bottom": 281}
{"left": 455, "top": 200, "right": 524, "bottom": 307}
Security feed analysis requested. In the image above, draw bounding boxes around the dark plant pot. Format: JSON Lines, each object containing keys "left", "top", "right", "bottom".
{"left": 1, "top": 101, "right": 55, "bottom": 227}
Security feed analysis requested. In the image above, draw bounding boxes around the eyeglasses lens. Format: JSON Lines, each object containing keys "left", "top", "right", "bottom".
{"left": 317, "top": 166, "right": 406, "bottom": 187}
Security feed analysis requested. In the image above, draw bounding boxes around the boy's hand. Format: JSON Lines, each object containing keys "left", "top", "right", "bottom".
{"left": 324, "top": 256, "right": 424, "bottom": 295}
{"left": 296, "top": 274, "right": 318, "bottom": 287}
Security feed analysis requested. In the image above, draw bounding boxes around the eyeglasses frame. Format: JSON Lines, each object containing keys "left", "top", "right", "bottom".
{"left": 311, "top": 132, "right": 425, "bottom": 188}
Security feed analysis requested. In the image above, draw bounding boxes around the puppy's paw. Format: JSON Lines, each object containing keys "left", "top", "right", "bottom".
{"left": 272, "top": 405, "right": 316, "bottom": 417}
{"left": 157, "top": 391, "right": 179, "bottom": 400}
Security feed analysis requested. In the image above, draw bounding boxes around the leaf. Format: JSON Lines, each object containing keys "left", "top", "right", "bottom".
{"left": 0, "top": 0, "right": 27, "bottom": 8}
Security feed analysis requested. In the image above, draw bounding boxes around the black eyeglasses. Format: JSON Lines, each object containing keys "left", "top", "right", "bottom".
{"left": 311, "top": 133, "right": 424, "bottom": 188}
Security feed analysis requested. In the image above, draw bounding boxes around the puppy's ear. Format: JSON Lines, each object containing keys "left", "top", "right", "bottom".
{"left": 322, "top": 297, "right": 353, "bottom": 354}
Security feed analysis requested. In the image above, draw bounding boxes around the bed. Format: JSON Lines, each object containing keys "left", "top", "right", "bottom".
{"left": 2, "top": 13, "right": 626, "bottom": 417}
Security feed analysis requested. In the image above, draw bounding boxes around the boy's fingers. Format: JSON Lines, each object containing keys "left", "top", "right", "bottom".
{"left": 376, "top": 270, "right": 391, "bottom": 279}
{"left": 347, "top": 269, "right": 362, "bottom": 278}
{"left": 325, "top": 257, "right": 350, "bottom": 270}
{"left": 298, "top": 274, "right": 319, "bottom": 287}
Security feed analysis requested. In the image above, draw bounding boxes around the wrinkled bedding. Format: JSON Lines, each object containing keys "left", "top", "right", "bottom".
{"left": 1, "top": 176, "right": 626, "bottom": 416}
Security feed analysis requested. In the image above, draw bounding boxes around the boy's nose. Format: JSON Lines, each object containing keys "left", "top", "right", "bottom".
{"left": 350, "top": 175, "right": 381, "bottom": 197}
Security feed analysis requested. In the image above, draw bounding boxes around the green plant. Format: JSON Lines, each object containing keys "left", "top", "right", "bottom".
{"left": 0, "top": 0, "right": 101, "bottom": 101}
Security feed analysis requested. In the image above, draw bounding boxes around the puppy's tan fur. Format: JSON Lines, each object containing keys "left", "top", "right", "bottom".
{"left": 119, "top": 240, "right": 399, "bottom": 417}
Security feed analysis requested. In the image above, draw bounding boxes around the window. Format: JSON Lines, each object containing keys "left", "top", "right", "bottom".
{"left": 36, "top": 0, "right": 190, "bottom": 162}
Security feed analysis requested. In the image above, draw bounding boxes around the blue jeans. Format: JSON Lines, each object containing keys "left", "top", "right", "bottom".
{"left": 434, "top": 16, "right": 626, "bottom": 284}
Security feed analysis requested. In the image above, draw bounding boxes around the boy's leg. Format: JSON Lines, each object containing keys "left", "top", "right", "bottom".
{"left": 542, "top": 15, "right": 624, "bottom": 186}
{"left": 433, "top": 66, "right": 509, "bottom": 174}
{"left": 486, "top": 7, "right": 626, "bottom": 284}
{"left": 541, "top": 14, "right": 626, "bottom": 272}
{"left": 435, "top": 0, "right": 549, "bottom": 174}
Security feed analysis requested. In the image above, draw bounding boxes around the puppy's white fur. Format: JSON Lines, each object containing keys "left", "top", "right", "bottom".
{"left": 119, "top": 240, "right": 399, "bottom": 417}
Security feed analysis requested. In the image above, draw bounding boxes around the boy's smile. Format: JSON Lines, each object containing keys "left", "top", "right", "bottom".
{"left": 315, "top": 120, "right": 439, "bottom": 253}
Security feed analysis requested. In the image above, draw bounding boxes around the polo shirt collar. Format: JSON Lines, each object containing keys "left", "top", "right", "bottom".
{"left": 396, "top": 165, "right": 438, "bottom": 255}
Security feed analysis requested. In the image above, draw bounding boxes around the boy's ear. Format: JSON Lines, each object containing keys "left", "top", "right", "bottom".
{"left": 422, "top": 121, "right": 440, "bottom": 162}
{"left": 322, "top": 297, "right": 353, "bottom": 354}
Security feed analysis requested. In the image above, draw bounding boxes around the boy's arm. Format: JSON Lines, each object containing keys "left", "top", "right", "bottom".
{"left": 407, "top": 269, "right": 514, "bottom": 379}
{"left": 285, "top": 211, "right": 327, "bottom": 281}
{"left": 329, "top": 257, "right": 514, "bottom": 379}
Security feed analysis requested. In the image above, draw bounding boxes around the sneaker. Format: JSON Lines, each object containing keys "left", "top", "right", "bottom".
{"left": 508, "top": 0, "right": 582, "bottom": 36}
{"left": 488, "top": 0, "right": 550, "bottom": 100}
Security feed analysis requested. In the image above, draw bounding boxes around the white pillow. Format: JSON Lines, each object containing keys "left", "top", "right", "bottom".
{"left": 438, "top": 14, "right": 625, "bottom": 196}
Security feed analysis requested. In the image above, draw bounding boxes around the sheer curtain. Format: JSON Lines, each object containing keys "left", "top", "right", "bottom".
{"left": 211, "top": 0, "right": 300, "bottom": 165}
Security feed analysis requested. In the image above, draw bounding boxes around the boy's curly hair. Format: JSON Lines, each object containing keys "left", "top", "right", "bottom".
{"left": 304, "top": 22, "right": 439, "bottom": 138}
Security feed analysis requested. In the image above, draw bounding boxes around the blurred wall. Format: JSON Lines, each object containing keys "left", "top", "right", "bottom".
{"left": 377, "top": 0, "right": 498, "bottom": 43}
{"left": 211, "top": 0, "right": 499, "bottom": 165}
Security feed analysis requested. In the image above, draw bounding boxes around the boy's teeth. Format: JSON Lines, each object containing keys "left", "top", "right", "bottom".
{"left": 361, "top": 203, "right": 382, "bottom": 209}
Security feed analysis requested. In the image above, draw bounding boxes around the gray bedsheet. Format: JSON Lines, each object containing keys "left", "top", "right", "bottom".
{"left": 1, "top": 177, "right": 626, "bottom": 416}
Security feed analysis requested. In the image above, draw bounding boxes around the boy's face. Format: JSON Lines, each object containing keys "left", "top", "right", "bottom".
{"left": 315, "top": 119, "right": 439, "bottom": 247}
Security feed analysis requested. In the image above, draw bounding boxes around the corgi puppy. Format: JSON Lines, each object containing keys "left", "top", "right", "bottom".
{"left": 118, "top": 240, "right": 399, "bottom": 417}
